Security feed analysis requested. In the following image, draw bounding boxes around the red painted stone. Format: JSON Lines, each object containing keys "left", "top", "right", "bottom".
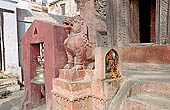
{"left": 21, "top": 20, "right": 67, "bottom": 109}
{"left": 52, "top": 69, "right": 120, "bottom": 110}
{"left": 80, "top": 0, "right": 107, "bottom": 43}
{"left": 122, "top": 46, "right": 170, "bottom": 64}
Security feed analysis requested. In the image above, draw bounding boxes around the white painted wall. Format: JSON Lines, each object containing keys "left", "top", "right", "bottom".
{"left": 17, "top": 0, "right": 43, "bottom": 12}
{"left": 0, "top": 0, "right": 21, "bottom": 78}
{"left": 48, "top": 0, "right": 78, "bottom": 17}
{"left": 17, "top": 0, "right": 30, "bottom": 10}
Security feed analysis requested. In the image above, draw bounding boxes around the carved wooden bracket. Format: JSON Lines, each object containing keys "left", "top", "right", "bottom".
{"left": 94, "top": 0, "right": 107, "bottom": 21}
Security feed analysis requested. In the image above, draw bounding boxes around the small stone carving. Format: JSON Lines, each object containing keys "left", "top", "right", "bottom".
{"left": 105, "top": 49, "right": 121, "bottom": 79}
{"left": 63, "top": 15, "right": 95, "bottom": 70}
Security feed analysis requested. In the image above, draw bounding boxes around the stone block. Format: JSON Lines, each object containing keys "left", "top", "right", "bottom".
{"left": 91, "top": 79, "right": 121, "bottom": 100}
{"left": 92, "top": 97, "right": 106, "bottom": 110}
{"left": 123, "top": 99, "right": 157, "bottom": 110}
{"left": 52, "top": 69, "right": 121, "bottom": 110}
{"left": 141, "top": 81, "right": 170, "bottom": 98}
{"left": 52, "top": 78, "right": 91, "bottom": 101}
{"left": 59, "top": 69, "right": 94, "bottom": 81}
{"left": 122, "top": 46, "right": 170, "bottom": 64}
{"left": 53, "top": 95, "right": 92, "bottom": 110}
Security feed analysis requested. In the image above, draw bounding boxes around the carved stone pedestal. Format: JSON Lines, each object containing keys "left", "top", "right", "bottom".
{"left": 91, "top": 79, "right": 122, "bottom": 110}
{"left": 51, "top": 69, "right": 122, "bottom": 110}
{"left": 51, "top": 69, "right": 93, "bottom": 110}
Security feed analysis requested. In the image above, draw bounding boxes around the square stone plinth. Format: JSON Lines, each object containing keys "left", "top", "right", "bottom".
{"left": 51, "top": 69, "right": 123, "bottom": 110}
{"left": 59, "top": 69, "right": 94, "bottom": 81}
{"left": 52, "top": 78, "right": 91, "bottom": 100}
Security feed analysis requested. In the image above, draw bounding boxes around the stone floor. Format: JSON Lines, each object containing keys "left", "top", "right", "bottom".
{"left": 32, "top": 104, "right": 46, "bottom": 110}
{"left": 0, "top": 90, "right": 24, "bottom": 110}
{"left": 0, "top": 89, "right": 47, "bottom": 110}
{"left": 0, "top": 63, "right": 170, "bottom": 110}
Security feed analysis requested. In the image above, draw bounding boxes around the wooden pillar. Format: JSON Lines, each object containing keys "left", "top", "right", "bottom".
{"left": 106, "top": 0, "right": 130, "bottom": 47}
{"left": 129, "top": 0, "right": 140, "bottom": 43}
{"left": 106, "top": 0, "right": 117, "bottom": 46}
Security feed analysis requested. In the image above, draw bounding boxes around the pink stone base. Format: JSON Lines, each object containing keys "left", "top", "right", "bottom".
{"left": 59, "top": 69, "right": 94, "bottom": 81}
{"left": 51, "top": 69, "right": 121, "bottom": 110}
{"left": 52, "top": 96, "right": 92, "bottom": 110}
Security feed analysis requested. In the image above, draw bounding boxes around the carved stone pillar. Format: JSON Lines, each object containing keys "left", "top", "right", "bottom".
{"left": 106, "top": 0, "right": 130, "bottom": 47}
{"left": 157, "top": 0, "right": 169, "bottom": 44}
{"left": 106, "top": 0, "right": 117, "bottom": 46}
{"left": 167, "top": 0, "right": 170, "bottom": 44}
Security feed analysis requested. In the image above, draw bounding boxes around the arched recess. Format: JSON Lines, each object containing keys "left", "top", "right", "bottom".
{"left": 105, "top": 49, "right": 119, "bottom": 79}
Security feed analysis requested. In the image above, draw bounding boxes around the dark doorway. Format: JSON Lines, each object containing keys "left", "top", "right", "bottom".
{"left": 129, "top": 0, "right": 156, "bottom": 43}
{"left": 139, "top": 0, "right": 156, "bottom": 43}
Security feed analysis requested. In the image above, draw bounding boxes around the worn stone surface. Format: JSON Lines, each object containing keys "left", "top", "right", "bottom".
{"left": 106, "top": 0, "right": 129, "bottom": 46}
{"left": 123, "top": 98, "right": 158, "bottom": 110}
{"left": 108, "top": 66, "right": 170, "bottom": 110}
{"left": 0, "top": 90, "right": 24, "bottom": 110}
{"left": 59, "top": 69, "right": 94, "bottom": 81}
{"left": 52, "top": 69, "right": 121, "bottom": 110}
{"left": 80, "top": 0, "right": 107, "bottom": 43}
{"left": 124, "top": 82, "right": 170, "bottom": 110}
{"left": 122, "top": 46, "right": 170, "bottom": 64}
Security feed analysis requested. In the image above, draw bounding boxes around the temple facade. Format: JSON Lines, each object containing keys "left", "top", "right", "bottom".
{"left": 106, "top": 0, "right": 170, "bottom": 46}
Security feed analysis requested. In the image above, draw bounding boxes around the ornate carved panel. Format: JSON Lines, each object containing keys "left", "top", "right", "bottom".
{"left": 105, "top": 0, "right": 129, "bottom": 46}
{"left": 105, "top": 0, "right": 170, "bottom": 45}
{"left": 167, "top": 0, "right": 170, "bottom": 44}
{"left": 117, "top": 0, "right": 129, "bottom": 46}
{"left": 94, "top": 0, "right": 107, "bottom": 21}
{"left": 159, "top": 0, "right": 169, "bottom": 44}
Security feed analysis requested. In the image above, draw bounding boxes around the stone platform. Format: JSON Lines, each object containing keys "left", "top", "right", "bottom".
{"left": 108, "top": 63, "right": 170, "bottom": 110}
{"left": 0, "top": 73, "right": 20, "bottom": 99}
{"left": 51, "top": 69, "right": 122, "bottom": 110}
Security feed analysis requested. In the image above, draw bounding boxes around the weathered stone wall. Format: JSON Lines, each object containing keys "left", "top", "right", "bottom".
{"left": 107, "top": 0, "right": 129, "bottom": 46}
{"left": 80, "top": 0, "right": 107, "bottom": 43}
{"left": 122, "top": 46, "right": 170, "bottom": 64}
{"left": 107, "top": 0, "right": 170, "bottom": 45}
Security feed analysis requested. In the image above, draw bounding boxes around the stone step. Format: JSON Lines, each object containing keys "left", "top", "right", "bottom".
{"left": 130, "top": 81, "right": 170, "bottom": 99}
{"left": 122, "top": 63, "right": 170, "bottom": 71}
{"left": 125, "top": 93, "right": 170, "bottom": 110}
{"left": 141, "top": 81, "right": 170, "bottom": 98}
{"left": 0, "top": 78, "right": 18, "bottom": 87}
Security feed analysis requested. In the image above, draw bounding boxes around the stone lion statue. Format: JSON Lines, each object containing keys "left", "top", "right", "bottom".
{"left": 63, "top": 15, "right": 95, "bottom": 70}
